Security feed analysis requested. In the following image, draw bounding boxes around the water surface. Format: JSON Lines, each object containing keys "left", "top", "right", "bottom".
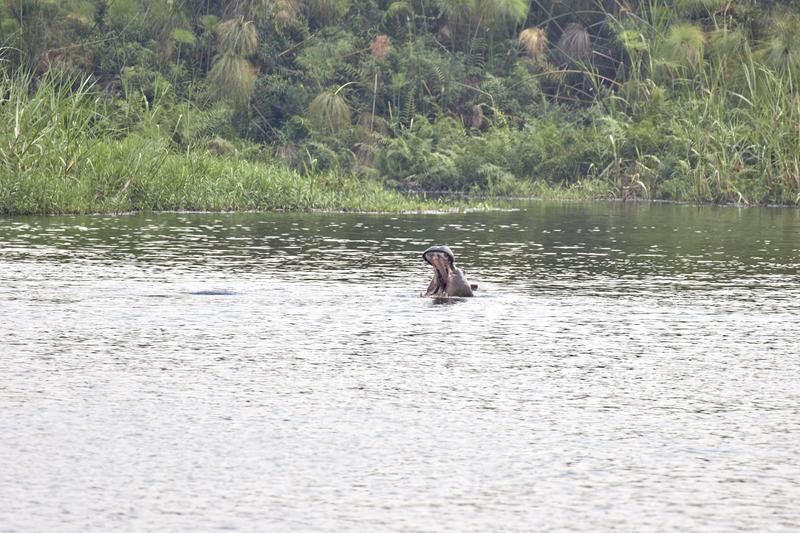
{"left": 1, "top": 203, "right": 799, "bottom": 531}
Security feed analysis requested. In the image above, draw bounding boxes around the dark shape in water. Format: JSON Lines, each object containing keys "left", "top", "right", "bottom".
{"left": 422, "top": 245, "right": 475, "bottom": 298}
{"left": 188, "top": 290, "right": 239, "bottom": 296}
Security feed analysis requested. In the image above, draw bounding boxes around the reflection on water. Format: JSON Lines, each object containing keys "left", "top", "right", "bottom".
{"left": 1, "top": 203, "right": 799, "bottom": 531}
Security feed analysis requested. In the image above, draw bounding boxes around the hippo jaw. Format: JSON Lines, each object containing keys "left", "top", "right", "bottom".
{"left": 424, "top": 251, "right": 452, "bottom": 296}
{"left": 423, "top": 249, "right": 474, "bottom": 297}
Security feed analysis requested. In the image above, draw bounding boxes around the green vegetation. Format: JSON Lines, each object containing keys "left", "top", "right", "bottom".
{"left": 2, "top": 0, "right": 800, "bottom": 214}
{"left": 0, "top": 69, "right": 452, "bottom": 213}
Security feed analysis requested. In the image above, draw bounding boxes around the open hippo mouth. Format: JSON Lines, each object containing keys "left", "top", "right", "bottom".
{"left": 422, "top": 245, "right": 474, "bottom": 297}
{"left": 423, "top": 249, "right": 453, "bottom": 295}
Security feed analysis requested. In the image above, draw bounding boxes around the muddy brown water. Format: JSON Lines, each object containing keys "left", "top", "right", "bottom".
{"left": 1, "top": 202, "right": 799, "bottom": 531}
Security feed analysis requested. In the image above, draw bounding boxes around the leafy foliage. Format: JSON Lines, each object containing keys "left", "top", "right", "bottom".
{"left": 761, "top": 13, "right": 800, "bottom": 87}
{"left": 661, "top": 23, "right": 706, "bottom": 71}
{"left": 4, "top": 0, "right": 800, "bottom": 208}
{"left": 556, "top": 23, "right": 592, "bottom": 64}
{"left": 308, "top": 87, "right": 352, "bottom": 133}
{"left": 519, "top": 27, "right": 548, "bottom": 60}
{"left": 217, "top": 18, "right": 258, "bottom": 57}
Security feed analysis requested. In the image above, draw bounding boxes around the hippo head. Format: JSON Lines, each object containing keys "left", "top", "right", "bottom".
{"left": 423, "top": 245, "right": 455, "bottom": 265}
{"left": 422, "top": 245, "right": 474, "bottom": 297}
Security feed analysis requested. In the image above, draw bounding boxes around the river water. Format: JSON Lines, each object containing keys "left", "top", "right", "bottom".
{"left": 1, "top": 202, "right": 799, "bottom": 532}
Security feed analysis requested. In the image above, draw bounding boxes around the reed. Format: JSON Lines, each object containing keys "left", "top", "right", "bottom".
{"left": 4, "top": 0, "right": 800, "bottom": 210}
{"left": 1, "top": 141, "right": 450, "bottom": 215}
{"left": 0, "top": 70, "right": 445, "bottom": 214}
{"left": 588, "top": 1, "right": 800, "bottom": 205}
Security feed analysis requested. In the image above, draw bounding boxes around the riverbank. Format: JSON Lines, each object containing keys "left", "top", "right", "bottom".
{"left": 3, "top": 144, "right": 793, "bottom": 216}
{"left": 0, "top": 141, "right": 616, "bottom": 215}
{"left": 0, "top": 138, "right": 450, "bottom": 215}
{"left": 0, "top": 70, "right": 605, "bottom": 215}
{"left": 0, "top": 164, "right": 607, "bottom": 216}
{"left": 1, "top": 66, "right": 796, "bottom": 216}
{"left": 0, "top": 71, "right": 601, "bottom": 216}
{"left": 4, "top": 3, "right": 800, "bottom": 213}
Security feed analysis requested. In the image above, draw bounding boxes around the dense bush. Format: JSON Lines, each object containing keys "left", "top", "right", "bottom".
{"left": 2, "top": 0, "right": 800, "bottom": 206}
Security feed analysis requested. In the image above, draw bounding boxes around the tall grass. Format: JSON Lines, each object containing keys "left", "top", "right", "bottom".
{"left": 662, "top": 62, "right": 800, "bottom": 204}
{"left": 4, "top": 0, "right": 800, "bottom": 211}
{"left": 0, "top": 70, "right": 446, "bottom": 215}
{"left": 359, "top": 1, "right": 800, "bottom": 205}
{"left": 590, "top": 1, "right": 800, "bottom": 205}
{"left": 0, "top": 70, "right": 102, "bottom": 213}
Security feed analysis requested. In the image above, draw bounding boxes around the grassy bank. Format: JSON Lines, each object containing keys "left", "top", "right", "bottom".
{"left": 0, "top": 71, "right": 449, "bottom": 215}
{"left": 3, "top": 2, "right": 800, "bottom": 210}
{"left": 0, "top": 144, "right": 458, "bottom": 215}
{"left": 0, "top": 136, "right": 453, "bottom": 215}
{"left": 0, "top": 69, "right": 609, "bottom": 215}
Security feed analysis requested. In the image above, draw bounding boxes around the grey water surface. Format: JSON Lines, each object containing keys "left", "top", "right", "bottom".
{"left": 1, "top": 202, "right": 799, "bottom": 532}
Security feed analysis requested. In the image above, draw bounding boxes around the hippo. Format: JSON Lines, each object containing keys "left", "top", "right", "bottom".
{"left": 422, "top": 245, "right": 475, "bottom": 297}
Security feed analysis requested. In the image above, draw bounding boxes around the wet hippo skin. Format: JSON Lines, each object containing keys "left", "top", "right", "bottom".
{"left": 422, "top": 245, "right": 475, "bottom": 297}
